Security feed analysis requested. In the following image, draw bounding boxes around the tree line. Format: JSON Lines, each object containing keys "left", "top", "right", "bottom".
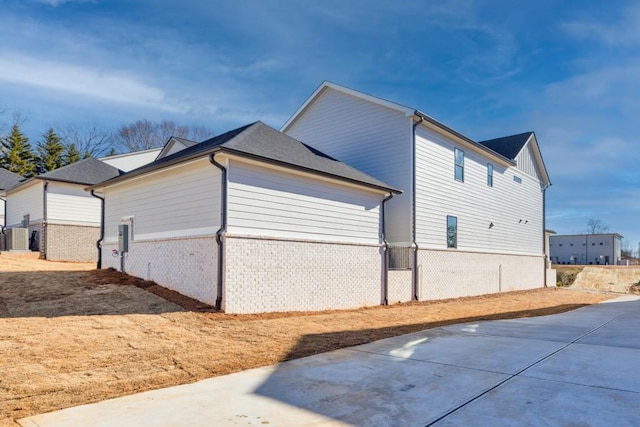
{"left": 0, "top": 119, "right": 214, "bottom": 178}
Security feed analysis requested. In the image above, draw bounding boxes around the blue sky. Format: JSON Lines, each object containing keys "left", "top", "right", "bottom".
{"left": 0, "top": 0, "right": 639, "bottom": 250}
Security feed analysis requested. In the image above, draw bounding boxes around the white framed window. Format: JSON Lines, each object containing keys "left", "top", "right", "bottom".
{"left": 513, "top": 175, "right": 522, "bottom": 183}
{"left": 487, "top": 163, "right": 493, "bottom": 187}
{"left": 447, "top": 215, "right": 457, "bottom": 248}
{"left": 454, "top": 149, "right": 464, "bottom": 182}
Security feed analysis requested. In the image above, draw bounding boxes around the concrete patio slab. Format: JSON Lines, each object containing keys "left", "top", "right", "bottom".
{"left": 431, "top": 375, "right": 640, "bottom": 427}
{"left": 19, "top": 295, "right": 640, "bottom": 427}
{"left": 350, "top": 330, "right": 564, "bottom": 374}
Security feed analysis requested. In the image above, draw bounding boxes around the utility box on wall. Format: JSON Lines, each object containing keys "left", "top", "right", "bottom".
{"left": 118, "top": 224, "right": 129, "bottom": 253}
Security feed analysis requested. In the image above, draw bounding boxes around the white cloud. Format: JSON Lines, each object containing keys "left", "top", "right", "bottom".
{"left": 0, "top": 54, "right": 180, "bottom": 113}
{"left": 562, "top": 4, "right": 640, "bottom": 46}
{"left": 36, "top": 0, "right": 93, "bottom": 6}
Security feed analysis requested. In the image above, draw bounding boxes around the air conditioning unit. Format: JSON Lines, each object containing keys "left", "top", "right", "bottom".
{"left": 6, "top": 228, "right": 29, "bottom": 251}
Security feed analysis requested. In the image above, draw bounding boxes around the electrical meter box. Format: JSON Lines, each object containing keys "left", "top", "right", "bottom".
{"left": 118, "top": 224, "right": 129, "bottom": 253}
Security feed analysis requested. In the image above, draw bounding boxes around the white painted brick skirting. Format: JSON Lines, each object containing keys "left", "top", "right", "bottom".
{"left": 223, "top": 235, "right": 384, "bottom": 314}
{"left": 418, "top": 249, "right": 545, "bottom": 300}
{"left": 101, "top": 236, "right": 218, "bottom": 306}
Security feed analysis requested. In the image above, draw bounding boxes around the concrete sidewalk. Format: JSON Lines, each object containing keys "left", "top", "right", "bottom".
{"left": 20, "top": 295, "right": 640, "bottom": 427}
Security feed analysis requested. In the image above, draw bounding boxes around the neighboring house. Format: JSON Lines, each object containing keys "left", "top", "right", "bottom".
{"left": 549, "top": 233, "right": 623, "bottom": 265}
{"left": 154, "top": 136, "right": 198, "bottom": 159}
{"left": 100, "top": 147, "right": 163, "bottom": 172}
{"left": 90, "top": 122, "right": 399, "bottom": 314}
{"left": 4, "top": 158, "right": 122, "bottom": 261}
{"left": 0, "top": 168, "right": 23, "bottom": 230}
{"left": 282, "top": 82, "right": 552, "bottom": 301}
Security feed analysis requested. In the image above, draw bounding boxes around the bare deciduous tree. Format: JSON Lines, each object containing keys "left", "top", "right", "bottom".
{"left": 584, "top": 218, "right": 609, "bottom": 234}
{"left": 112, "top": 119, "right": 214, "bottom": 152}
{"left": 58, "top": 123, "right": 113, "bottom": 158}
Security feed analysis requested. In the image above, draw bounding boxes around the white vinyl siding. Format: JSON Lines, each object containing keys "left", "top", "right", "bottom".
{"left": 6, "top": 181, "right": 43, "bottom": 226}
{"left": 103, "top": 158, "right": 221, "bottom": 242}
{"left": 47, "top": 181, "right": 101, "bottom": 225}
{"left": 515, "top": 142, "right": 542, "bottom": 181}
{"left": 100, "top": 148, "right": 161, "bottom": 172}
{"left": 284, "top": 87, "right": 413, "bottom": 245}
{"left": 227, "top": 160, "right": 382, "bottom": 244}
{"left": 415, "top": 125, "right": 543, "bottom": 255}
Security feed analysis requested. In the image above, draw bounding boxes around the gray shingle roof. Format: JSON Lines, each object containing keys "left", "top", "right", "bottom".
{"left": 478, "top": 132, "right": 533, "bottom": 160}
{"left": 98, "top": 122, "right": 399, "bottom": 193}
{"left": 0, "top": 168, "right": 23, "bottom": 190}
{"left": 38, "top": 157, "right": 123, "bottom": 185}
{"left": 171, "top": 136, "right": 198, "bottom": 147}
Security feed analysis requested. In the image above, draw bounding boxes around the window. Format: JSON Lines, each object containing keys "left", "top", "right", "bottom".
{"left": 447, "top": 216, "right": 457, "bottom": 248}
{"left": 513, "top": 176, "right": 522, "bottom": 183}
{"left": 600, "top": 242, "right": 603, "bottom": 246}
{"left": 559, "top": 243, "right": 563, "bottom": 247}
{"left": 454, "top": 148, "right": 464, "bottom": 182}
{"left": 487, "top": 163, "right": 493, "bottom": 187}
{"left": 570, "top": 242, "right": 574, "bottom": 246}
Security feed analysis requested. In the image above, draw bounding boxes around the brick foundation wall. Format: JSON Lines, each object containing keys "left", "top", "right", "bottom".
{"left": 224, "top": 235, "right": 383, "bottom": 314}
{"left": 417, "top": 249, "right": 545, "bottom": 300}
{"left": 101, "top": 236, "right": 218, "bottom": 306}
{"left": 44, "top": 223, "right": 99, "bottom": 262}
{"left": 387, "top": 270, "right": 413, "bottom": 304}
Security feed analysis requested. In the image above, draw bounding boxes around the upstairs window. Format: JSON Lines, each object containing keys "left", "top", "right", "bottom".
{"left": 454, "top": 148, "right": 464, "bottom": 182}
{"left": 487, "top": 163, "right": 494, "bottom": 187}
{"left": 447, "top": 216, "right": 458, "bottom": 248}
{"left": 513, "top": 176, "right": 522, "bottom": 183}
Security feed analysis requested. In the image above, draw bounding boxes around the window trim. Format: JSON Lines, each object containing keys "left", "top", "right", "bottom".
{"left": 454, "top": 148, "right": 464, "bottom": 182}
{"left": 447, "top": 215, "right": 458, "bottom": 249}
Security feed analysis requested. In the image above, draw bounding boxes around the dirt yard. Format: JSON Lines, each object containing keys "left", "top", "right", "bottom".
{"left": 0, "top": 253, "right": 614, "bottom": 426}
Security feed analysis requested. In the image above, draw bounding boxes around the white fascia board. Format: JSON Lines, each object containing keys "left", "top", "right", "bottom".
{"left": 522, "top": 133, "right": 551, "bottom": 188}
{"left": 281, "top": 81, "right": 415, "bottom": 132}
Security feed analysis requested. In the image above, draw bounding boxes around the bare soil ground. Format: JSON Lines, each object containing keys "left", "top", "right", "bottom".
{"left": 0, "top": 253, "right": 614, "bottom": 426}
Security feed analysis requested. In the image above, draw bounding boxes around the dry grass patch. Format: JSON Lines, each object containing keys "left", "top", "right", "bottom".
{"left": 0, "top": 257, "right": 614, "bottom": 426}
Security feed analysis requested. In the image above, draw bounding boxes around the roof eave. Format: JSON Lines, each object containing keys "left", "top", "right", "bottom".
{"left": 413, "top": 111, "right": 516, "bottom": 167}
{"left": 90, "top": 145, "right": 401, "bottom": 196}
{"left": 524, "top": 133, "right": 552, "bottom": 188}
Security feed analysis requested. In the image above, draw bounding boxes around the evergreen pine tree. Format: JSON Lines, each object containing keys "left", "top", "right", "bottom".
{"left": 64, "top": 143, "right": 82, "bottom": 165}
{"left": 0, "top": 124, "right": 36, "bottom": 177}
{"left": 36, "top": 128, "right": 65, "bottom": 174}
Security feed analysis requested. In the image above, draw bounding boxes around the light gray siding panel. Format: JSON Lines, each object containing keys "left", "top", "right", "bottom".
{"left": 103, "top": 158, "right": 221, "bottom": 241}
{"left": 415, "top": 126, "right": 543, "bottom": 255}
{"left": 285, "top": 88, "right": 413, "bottom": 244}
{"left": 6, "top": 181, "right": 43, "bottom": 226}
{"left": 516, "top": 142, "right": 542, "bottom": 180}
{"left": 47, "top": 181, "right": 101, "bottom": 225}
{"left": 227, "top": 160, "right": 382, "bottom": 244}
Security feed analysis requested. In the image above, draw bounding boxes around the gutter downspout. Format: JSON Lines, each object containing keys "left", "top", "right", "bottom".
{"left": 90, "top": 190, "right": 105, "bottom": 269}
{"left": 209, "top": 153, "right": 227, "bottom": 311}
{"left": 411, "top": 114, "right": 424, "bottom": 301}
{"left": 0, "top": 196, "right": 6, "bottom": 234}
{"left": 42, "top": 181, "right": 48, "bottom": 259}
{"left": 381, "top": 192, "right": 395, "bottom": 305}
{"left": 542, "top": 186, "right": 547, "bottom": 287}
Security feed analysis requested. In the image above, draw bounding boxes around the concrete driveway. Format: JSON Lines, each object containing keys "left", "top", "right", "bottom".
{"left": 20, "top": 295, "right": 640, "bottom": 427}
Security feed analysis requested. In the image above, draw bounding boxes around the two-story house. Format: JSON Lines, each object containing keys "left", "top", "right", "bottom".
{"left": 282, "top": 82, "right": 552, "bottom": 302}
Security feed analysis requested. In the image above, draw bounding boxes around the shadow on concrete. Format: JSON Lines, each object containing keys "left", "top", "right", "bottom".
{"left": 250, "top": 303, "right": 602, "bottom": 426}
{"left": 0, "top": 270, "right": 187, "bottom": 318}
